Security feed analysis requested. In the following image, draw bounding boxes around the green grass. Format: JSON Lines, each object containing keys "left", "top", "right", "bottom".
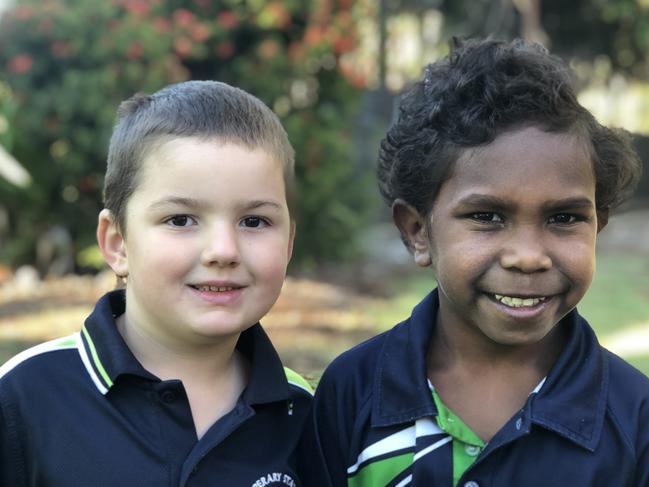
{"left": 626, "top": 355, "right": 649, "bottom": 375}
{"left": 579, "top": 255, "right": 649, "bottom": 334}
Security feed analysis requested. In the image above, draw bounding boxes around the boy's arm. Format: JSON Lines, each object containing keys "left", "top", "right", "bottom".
{"left": 298, "top": 371, "right": 353, "bottom": 487}
{"left": 0, "top": 390, "right": 25, "bottom": 486}
{"left": 636, "top": 399, "right": 649, "bottom": 486}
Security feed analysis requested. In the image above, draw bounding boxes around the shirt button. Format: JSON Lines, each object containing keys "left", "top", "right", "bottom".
{"left": 515, "top": 417, "right": 523, "bottom": 430}
{"left": 161, "top": 390, "right": 176, "bottom": 403}
{"left": 464, "top": 481, "right": 480, "bottom": 487}
{"left": 464, "top": 445, "right": 481, "bottom": 456}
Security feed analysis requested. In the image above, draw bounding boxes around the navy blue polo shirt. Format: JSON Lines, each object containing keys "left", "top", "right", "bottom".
{"left": 301, "top": 290, "right": 649, "bottom": 486}
{"left": 0, "top": 290, "right": 313, "bottom": 486}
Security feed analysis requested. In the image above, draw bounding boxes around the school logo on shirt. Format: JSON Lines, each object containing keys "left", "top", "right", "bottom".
{"left": 251, "top": 472, "right": 296, "bottom": 487}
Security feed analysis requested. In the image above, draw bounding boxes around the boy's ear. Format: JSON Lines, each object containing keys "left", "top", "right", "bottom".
{"left": 287, "top": 221, "right": 296, "bottom": 262}
{"left": 96, "top": 209, "right": 128, "bottom": 277}
{"left": 392, "top": 199, "right": 432, "bottom": 267}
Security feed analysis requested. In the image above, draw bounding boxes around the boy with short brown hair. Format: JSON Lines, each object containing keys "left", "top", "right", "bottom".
{"left": 1, "top": 80, "right": 312, "bottom": 486}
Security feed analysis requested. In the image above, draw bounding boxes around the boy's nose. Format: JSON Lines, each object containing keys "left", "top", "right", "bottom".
{"left": 499, "top": 226, "right": 552, "bottom": 273}
{"left": 200, "top": 225, "right": 240, "bottom": 267}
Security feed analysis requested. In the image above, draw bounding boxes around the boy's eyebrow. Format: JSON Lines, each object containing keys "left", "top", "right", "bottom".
{"left": 147, "top": 196, "right": 205, "bottom": 211}
{"left": 242, "top": 200, "right": 284, "bottom": 211}
{"left": 455, "top": 194, "right": 511, "bottom": 209}
{"left": 543, "top": 196, "right": 595, "bottom": 211}
{"left": 455, "top": 194, "right": 595, "bottom": 210}
{"left": 147, "top": 197, "right": 284, "bottom": 212}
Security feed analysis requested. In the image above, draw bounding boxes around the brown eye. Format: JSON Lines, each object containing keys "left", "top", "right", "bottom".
{"left": 166, "top": 215, "right": 195, "bottom": 227}
{"left": 241, "top": 216, "right": 269, "bottom": 228}
{"left": 549, "top": 213, "right": 577, "bottom": 224}
{"left": 471, "top": 212, "right": 503, "bottom": 223}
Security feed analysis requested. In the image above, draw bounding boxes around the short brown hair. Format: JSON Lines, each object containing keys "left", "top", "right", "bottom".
{"left": 104, "top": 80, "right": 295, "bottom": 233}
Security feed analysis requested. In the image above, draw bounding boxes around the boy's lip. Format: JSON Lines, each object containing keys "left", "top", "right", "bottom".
{"left": 187, "top": 281, "right": 247, "bottom": 305}
{"left": 187, "top": 281, "right": 246, "bottom": 291}
{"left": 484, "top": 292, "right": 555, "bottom": 317}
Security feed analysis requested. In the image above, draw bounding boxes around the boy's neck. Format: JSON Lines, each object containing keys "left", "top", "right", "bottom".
{"left": 115, "top": 313, "right": 242, "bottom": 382}
{"left": 426, "top": 311, "right": 568, "bottom": 441}
{"left": 427, "top": 310, "right": 567, "bottom": 375}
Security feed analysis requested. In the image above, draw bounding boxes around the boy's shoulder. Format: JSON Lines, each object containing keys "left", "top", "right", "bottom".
{"left": 321, "top": 292, "right": 437, "bottom": 388}
{"left": 316, "top": 319, "right": 415, "bottom": 418}
{"left": 0, "top": 334, "right": 80, "bottom": 386}
{"left": 604, "top": 348, "right": 649, "bottom": 405}
{"left": 283, "top": 366, "right": 314, "bottom": 398}
{"left": 320, "top": 325, "right": 394, "bottom": 384}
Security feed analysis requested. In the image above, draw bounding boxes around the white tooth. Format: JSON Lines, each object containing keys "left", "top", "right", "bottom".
{"left": 496, "top": 294, "right": 546, "bottom": 308}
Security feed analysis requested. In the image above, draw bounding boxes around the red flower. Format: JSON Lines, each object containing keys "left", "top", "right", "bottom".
{"left": 8, "top": 54, "right": 33, "bottom": 74}
{"left": 304, "top": 26, "right": 325, "bottom": 46}
{"left": 258, "top": 39, "right": 280, "bottom": 59}
{"left": 215, "top": 40, "right": 235, "bottom": 59}
{"left": 339, "top": 63, "right": 366, "bottom": 88}
{"left": 190, "top": 23, "right": 211, "bottom": 42}
{"left": 173, "top": 37, "right": 193, "bottom": 58}
{"left": 217, "top": 10, "right": 239, "bottom": 30}
{"left": 173, "top": 9, "right": 195, "bottom": 28}
{"left": 124, "top": 0, "right": 151, "bottom": 16}
{"left": 333, "top": 35, "right": 355, "bottom": 54}
{"left": 261, "top": 2, "right": 291, "bottom": 29}
{"left": 153, "top": 17, "right": 171, "bottom": 33}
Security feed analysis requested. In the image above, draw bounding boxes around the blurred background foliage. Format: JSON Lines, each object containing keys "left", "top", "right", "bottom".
{"left": 0, "top": 0, "right": 648, "bottom": 276}
{"left": 0, "top": 0, "right": 370, "bottom": 271}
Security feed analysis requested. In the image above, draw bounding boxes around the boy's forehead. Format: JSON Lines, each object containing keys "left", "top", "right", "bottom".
{"left": 458, "top": 127, "right": 593, "bottom": 174}
{"left": 141, "top": 135, "right": 282, "bottom": 168}
{"left": 446, "top": 126, "right": 596, "bottom": 196}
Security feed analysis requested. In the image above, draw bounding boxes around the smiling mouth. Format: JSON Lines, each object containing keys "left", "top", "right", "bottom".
{"left": 493, "top": 294, "right": 547, "bottom": 308}
{"left": 190, "top": 285, "right": 242, "bottom": 292}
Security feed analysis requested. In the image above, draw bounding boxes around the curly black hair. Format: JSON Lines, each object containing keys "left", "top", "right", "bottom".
{"left": 378, "top": 38, "right": 642, "bottom": 221}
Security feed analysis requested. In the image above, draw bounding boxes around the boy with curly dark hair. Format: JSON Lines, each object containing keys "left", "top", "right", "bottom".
{"left": 302, "top": 38, "right": 647, "bottom": 486}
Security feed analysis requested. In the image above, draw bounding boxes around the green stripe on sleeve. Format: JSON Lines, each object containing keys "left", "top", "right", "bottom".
{"left": 53, "top": 335, "right": 77, "bottom": 348}
{"left": 284, "top": 367, "right": 314, "bottom": 394}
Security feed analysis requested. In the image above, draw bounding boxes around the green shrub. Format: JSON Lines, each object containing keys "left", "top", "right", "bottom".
{"left": 0, "top": 0, "right": 372, "bottom": 270}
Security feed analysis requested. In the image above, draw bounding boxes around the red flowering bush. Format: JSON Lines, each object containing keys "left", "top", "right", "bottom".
{"left": 0, "top": 0, "right": 370, "bottom": 270}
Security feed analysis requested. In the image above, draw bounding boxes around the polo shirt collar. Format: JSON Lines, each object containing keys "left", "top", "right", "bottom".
{"left": 371, "top": 289, "right": 608, "bottom": 451}
{"left": 79, "top": 290, "right": 291, "bottom": 405}
{"left": 529, "top": 311, "right": 607, "bottom": 451}
{"left": 372, "top": 291, "right": 439, "bottom": 426}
